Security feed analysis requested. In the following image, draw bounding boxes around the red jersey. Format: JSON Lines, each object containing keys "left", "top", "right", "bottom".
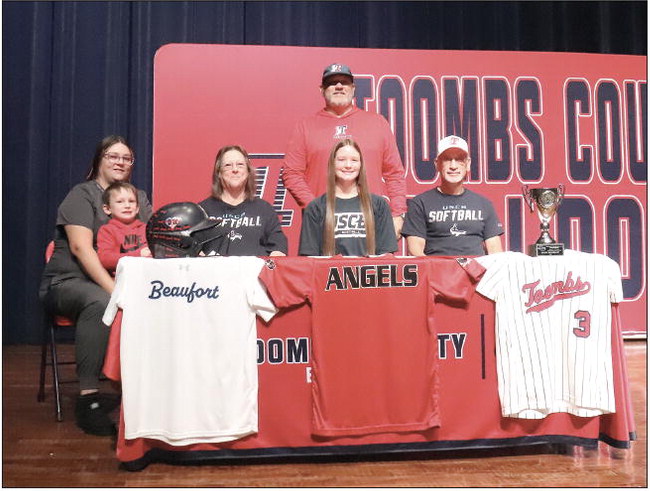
{"left": 282, "top": 107, "right": 407, "bottom": 216}
{"left": 259, "top": 255, "right": 485, "bottom": 437}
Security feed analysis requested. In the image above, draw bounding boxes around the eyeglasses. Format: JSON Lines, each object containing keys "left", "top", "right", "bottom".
{"left": 222, "top": 162, "right": 247, "bottom": 171}
{"left": 104, "top": 152, "right": 135, "bottom": 166}
{"left": 322, "top": 78, "right": 353, "bottom": 88}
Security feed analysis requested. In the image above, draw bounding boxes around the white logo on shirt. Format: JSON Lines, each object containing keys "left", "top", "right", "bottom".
{"left": 227, "top": 230, "right": 243, "bottom": 242}
{"left": 450, "top": 223, "right": 467, "bottom": 237}
{"left": 334, "top": 212, "right": 366, "bottom": 238}
{"left": 334, "top": 125, "right": 348, "bottom": 138}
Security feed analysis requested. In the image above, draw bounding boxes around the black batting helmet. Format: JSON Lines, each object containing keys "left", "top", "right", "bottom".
{"left": 146, "top": 202, "right": 222, "bottom": 258}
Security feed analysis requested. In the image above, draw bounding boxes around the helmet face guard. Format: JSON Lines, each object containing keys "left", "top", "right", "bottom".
{"left": 146, "top": 202, "right": 222, "bottom": 258}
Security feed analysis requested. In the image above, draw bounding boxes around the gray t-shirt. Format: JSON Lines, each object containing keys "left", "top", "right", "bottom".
{"left": 299, "top": 193, "right": 398, "bottom": 256}
{"left": 198, "top": 197, "right": 288, "bottom": 256}
{"left": 401, "top": 187, "right": 503, "bottom": 256}
{"left": 42, "top": 180, "right": 152, "bottom": 283}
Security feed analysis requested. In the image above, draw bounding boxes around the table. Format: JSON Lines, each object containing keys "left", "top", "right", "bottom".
{"left": 103, "top": 256, "right": 635, "bottom": 470}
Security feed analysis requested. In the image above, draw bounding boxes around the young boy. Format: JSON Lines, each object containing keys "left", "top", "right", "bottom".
{"left": 97, "top": 182, "right": 151, "bottom": 274}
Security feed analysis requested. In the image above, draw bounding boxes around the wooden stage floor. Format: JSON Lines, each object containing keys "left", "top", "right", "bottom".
{"left": 2, "top": 341, "right": 646, "bottom": 487}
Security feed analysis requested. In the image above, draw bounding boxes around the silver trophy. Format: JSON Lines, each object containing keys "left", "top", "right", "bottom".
{"left": 522, "top": 185, "right": 565, "bottom": 256}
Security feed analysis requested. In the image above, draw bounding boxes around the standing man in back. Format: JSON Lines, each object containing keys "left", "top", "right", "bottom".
{"left": 283, "top": 63, "right": 407, "bottom": 238}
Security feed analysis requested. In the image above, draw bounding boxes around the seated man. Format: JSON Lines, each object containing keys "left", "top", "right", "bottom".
{"left": 402, "top": 135, "right": 504, "bottom": 256}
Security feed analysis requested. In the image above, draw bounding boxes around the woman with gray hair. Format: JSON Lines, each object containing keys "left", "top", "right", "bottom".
{"left": 198, "top": 145, "right": 287, "bottom": 256}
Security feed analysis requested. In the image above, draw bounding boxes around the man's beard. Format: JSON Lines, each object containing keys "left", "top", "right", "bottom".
{"left": 328, "top": 95, "right": 352, "bottom": 107}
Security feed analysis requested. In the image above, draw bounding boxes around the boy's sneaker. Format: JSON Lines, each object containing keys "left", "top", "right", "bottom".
{"left": 75, "top": 393, "right": 117, "bottom": 436}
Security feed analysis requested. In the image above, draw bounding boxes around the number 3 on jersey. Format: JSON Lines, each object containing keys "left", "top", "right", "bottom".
{"left": 573, "top": 310, "right": 591, "bottom": 337}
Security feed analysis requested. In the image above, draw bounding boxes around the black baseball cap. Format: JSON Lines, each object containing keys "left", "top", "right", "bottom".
{"left": 322, "top": 63, "right": 354, "bottom": 83}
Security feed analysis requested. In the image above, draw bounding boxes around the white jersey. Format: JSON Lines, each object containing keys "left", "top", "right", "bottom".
{"left": 102, "top": 256, "right": 277, "bottom": 445}
{"left": 476, "top": 250, "right": 623, "bottom": 419}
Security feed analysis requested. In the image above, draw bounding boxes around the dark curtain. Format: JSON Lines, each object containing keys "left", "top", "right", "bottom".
{"left": 2, "top": 1, "right": 647, "bottom": 344}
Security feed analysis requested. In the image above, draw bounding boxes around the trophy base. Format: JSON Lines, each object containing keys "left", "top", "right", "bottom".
{"left": 529, "top": 242, "right": 565, "bottom": 257}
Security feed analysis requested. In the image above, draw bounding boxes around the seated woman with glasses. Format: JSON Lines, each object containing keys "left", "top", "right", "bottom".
{"left": 198, "top": 145, "right": 288, "bottom": 256}
{"left": 299, "top": 138, "right": 398, "bottom": 256}
{"left": 39, "top": 135, "right": 152, "bottom": 437}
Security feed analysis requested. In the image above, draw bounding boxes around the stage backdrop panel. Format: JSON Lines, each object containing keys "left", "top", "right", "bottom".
{"left": 152, "top": 44, "right": 646, "bottom": 336}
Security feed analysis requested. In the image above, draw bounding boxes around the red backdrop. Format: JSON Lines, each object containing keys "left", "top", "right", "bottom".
{"left": 152, "top": 44, "right": 646, "bottom": 336}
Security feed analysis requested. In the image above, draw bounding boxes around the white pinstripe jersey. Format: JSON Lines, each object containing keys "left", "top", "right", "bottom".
{"left": 476, "top": 250, "right": 624, "bottom": 419}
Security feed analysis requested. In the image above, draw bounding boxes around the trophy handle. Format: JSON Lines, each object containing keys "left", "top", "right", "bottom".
{"left": 521, "top": 185, "right": 535, "bottom": 211}
{"left": 557, "top": 184, "right": 565, "bottom": 204}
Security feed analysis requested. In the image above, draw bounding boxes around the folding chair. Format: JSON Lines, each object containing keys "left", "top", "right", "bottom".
{"left": 37, "top": 241, "right": 76, "bottom": 422}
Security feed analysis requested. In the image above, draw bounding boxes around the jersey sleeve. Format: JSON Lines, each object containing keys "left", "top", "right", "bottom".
{"left": 430, "top": 257, "right": 486, "bottom": 305}
{"left": 258, "top": 257, "right": 313, "bottom": 309}
{"left": 102, "top": 257, "right": 130, "bottom": 325}
{"left": 401, "top": 195, "right": 427, "bottom": 238}
{"left": 282, "top": 120, "right": 316, "bottom": 208}
{"left": 604, "top": 255, "right": 625, "bottom": 303}
{"left": 243, "top": 258, "right": 278, "bottom": 322}
{"left": 475, "top": 252, "right": 511, "bottom": 301}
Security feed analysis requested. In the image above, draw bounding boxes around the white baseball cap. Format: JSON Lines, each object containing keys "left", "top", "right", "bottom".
{"left": 437, "top": 135, "right": 469, "bottom": 158}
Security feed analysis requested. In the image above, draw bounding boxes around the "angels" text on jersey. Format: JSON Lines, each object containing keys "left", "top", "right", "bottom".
{"left": 324, "top": 264, "right": 418, "bottom": 291}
